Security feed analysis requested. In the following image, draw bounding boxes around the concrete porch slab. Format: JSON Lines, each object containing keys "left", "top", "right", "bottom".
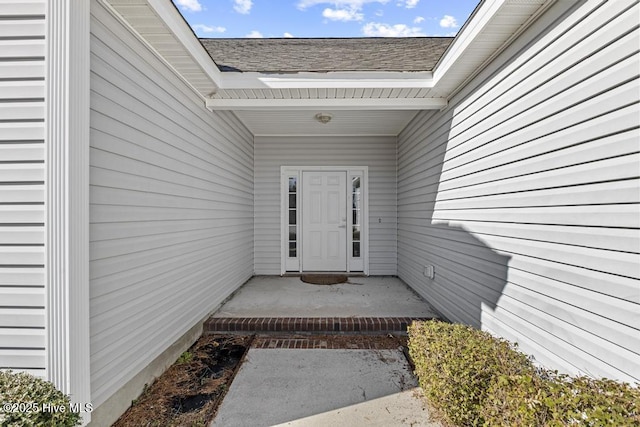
{"left": 211, "top": 276, "right": 438, "bottom": 318}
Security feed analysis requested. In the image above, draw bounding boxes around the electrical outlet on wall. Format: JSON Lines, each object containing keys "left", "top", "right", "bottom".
{"left": 424, "top": 265, "right": 435, "bottom": 279}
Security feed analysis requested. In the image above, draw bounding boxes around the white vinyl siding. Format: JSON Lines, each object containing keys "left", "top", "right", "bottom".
{"left": 397, "top": 0, "right": 639, "bottom": 383}
{"left": 89, "top": 2, "right": 253, "bottom": 407}
{"left": 255, "top": 136, "right": 397, "bottom": 275}
{"left": 0, "top": 0, "right": 46, "bottom": 376}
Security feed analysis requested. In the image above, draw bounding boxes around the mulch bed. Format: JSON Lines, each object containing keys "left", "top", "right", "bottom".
{"left": 112, "top": 334, "right": 253, "bottom": 427}
{"left": 112, "top": 333, "right": 409, "bottom": 426}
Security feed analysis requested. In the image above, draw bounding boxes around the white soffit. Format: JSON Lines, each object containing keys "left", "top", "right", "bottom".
{"left": 206, "top": 74, "right": 447, "bottom": 109}
{"left": 210, "top": 87, "right": 446, "bottom": 101}
{"left": 433, "top": 0, "right": 555, "bottom": 95}
{"left": 104, "top": 0, "right": 221, "bottom": 98}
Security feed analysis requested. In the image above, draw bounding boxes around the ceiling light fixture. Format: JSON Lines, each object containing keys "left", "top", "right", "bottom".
{"left": 314, "top": 113, "right": 333, "bottom": 124}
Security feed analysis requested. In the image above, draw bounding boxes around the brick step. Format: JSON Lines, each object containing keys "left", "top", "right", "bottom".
{"left": 204, "top": 317, "right": 432, "bottom": 335}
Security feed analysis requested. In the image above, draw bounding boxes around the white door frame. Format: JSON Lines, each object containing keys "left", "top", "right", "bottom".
{"left": 281, "top": 166, "right": 369, "bottom": 275}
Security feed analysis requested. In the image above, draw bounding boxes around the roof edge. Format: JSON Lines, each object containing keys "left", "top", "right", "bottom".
{"left": 103, "top": 0, "right": 222, "bottom": 98}
{"left": 198, "top": 36, "right": 456, "bottom": 40}
{"left": 145, "top": 0, "right": 222, "bottom": 88}
{"left": 104, "top": 0, "right": 555, "bottom": 102}
{"left": 433, "top": 0, "right": 557, "bottom": 96}
{"left": 220, "top": 71, "right": 435, "bottom": 90}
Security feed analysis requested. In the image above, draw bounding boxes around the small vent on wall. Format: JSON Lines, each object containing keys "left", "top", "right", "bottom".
{"left": 424, "top": 265, "right": 435, "bottom": 280}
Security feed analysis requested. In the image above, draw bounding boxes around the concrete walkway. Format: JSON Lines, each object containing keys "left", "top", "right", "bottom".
{"left": 211, "top": 348, "right": 441, "bottom": 427}
{"left": 208, "top": 275, "right": 441, "bottom": 426}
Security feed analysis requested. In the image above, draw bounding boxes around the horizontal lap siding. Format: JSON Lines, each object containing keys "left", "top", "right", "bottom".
{"left": 89, "top": 3, "right": 253, "bottom": 406}
{"left": 397, "top": 0, "right": 639, "bottom": 383}
{"left": 0, "top": 0, "right": 46, "bottom": 377}
{"left": 254, "top": 136, "right": 397, "bottom": 275}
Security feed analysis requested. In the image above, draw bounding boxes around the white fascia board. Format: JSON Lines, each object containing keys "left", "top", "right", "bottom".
{"left": 146, "top": 0, "right": 222, "bottom": 89}
{"left": 219, "top": 71, "right": 434, "bottom": 90}
{"left": 206, "top": 97, "right": 447, "bottom": 110}
{"left": 433, "top": 0, "right": 550, "bottom": 89}
{"left": 433, "top": 0, "right": 507, "bottom": 84}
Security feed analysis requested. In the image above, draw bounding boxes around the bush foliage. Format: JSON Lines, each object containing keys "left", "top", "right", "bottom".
{"left": 0, "top": 370, "right": 81, "bottom": 427}
{"left": 408, "top": 320, "right": 640, "bottom": 426}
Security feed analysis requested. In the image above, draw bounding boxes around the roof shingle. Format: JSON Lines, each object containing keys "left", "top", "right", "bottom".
{"left": 199, "top": 37, "right": 454, "bottom": 73}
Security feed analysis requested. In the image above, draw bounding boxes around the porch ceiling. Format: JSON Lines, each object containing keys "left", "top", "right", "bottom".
{"left": 236, "top": 109, "right": 419, "bottom": 136}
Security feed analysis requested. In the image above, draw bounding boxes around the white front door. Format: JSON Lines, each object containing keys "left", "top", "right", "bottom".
{"left": 302, "top": 171, "right": 347, "bottom": 271}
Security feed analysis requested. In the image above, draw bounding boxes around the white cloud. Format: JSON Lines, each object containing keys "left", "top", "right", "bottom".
{"left": 439, "top": 14, "right": 458, "bottom": 28}
{"left": 323, "top": 7, "right": 364, "bottom": 21}
{"left": 413, "top": 16, "right": 424, "bottom": 24}
{"left": 174, "top": 0, "right": 202, "bottom": 12}
{"left": 245, "top": 30, "right": 264, "bottom": 38}
{"left": 192, "top": 24, "right": 226, "bottom": 34}
{"left": 400, "top": 0, "right": 419, "bottom": 8}
{"left": 233, "top": 0, "right": 253, "bottom": 14}
{"left": 375, "top": 9, "right": 384, "bottom": 16}
{"left": 362, "top": 22, "right": 425, "bottom": 37}
{"left": 284, "top": 32, "right": 295, "bottom": 37}
{"left": 298, "top": 0, "right": 397, "bottom": 25}
{"left": 297, "top": 0, "right": 390, "bottom": 11}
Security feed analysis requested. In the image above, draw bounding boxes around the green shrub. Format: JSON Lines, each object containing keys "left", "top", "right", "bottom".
{"left": 0, "top": 370, "right": 81, "bottom": 427}
{"left": 408, "top": 320, "right": 535, "bottom": 426}
{"left": 481, "top": 372, "right": 551, "bottom": 426}
{"left": 408, "top": 320, "right": 640, "bottom": 427}
{"left": 546, "top": 375, "right": 640, "bottom": 426}
{"left": 483, "top": 372, "right": 640, "bottom": 426}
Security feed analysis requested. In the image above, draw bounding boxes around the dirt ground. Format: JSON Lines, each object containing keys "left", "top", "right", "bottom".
{"left": 113, "top": 333, "right": 409, "bottom": 426}
{"left": 113, "top": 335, "right": 253, "bottom": 427}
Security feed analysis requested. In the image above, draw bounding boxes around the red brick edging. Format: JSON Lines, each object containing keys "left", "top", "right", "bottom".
{"left": 204, "top": 316, "right": 433, "bottom": 335}
{"left": 253, "top": 338, "right": 383, "bottom": 349}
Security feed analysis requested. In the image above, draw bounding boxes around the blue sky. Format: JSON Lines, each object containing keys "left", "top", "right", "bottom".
{"left": 173, "top": 0, "right": 480, "bottom": 38}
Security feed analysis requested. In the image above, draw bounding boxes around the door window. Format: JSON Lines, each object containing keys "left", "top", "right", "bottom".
{"left": 288, "top": 177, "right": 297, "bottom": 258}
{"left": 352, "top": 176, "right": 361, "bottom": 258}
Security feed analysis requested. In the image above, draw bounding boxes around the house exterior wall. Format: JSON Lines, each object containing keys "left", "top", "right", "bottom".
{"left": 397, "top": 0, "right": 639, "bottom": 383}
{"left": 254, "top": 135, "right": 397, "bottom": 275}
{"left": 89, "top": 1, "right": 254, "bottom": 408}
{"left": 0, "top": 0, "right": 46, "bottom": 376}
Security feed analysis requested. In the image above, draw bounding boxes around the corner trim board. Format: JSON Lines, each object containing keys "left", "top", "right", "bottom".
{"left": 46, "top": 0, "right": 91, "bottom": 422}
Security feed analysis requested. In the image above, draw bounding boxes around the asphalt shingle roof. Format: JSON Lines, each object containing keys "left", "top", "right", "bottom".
{"left": 199, "top": 37, "right": 454, "bottom": 73}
